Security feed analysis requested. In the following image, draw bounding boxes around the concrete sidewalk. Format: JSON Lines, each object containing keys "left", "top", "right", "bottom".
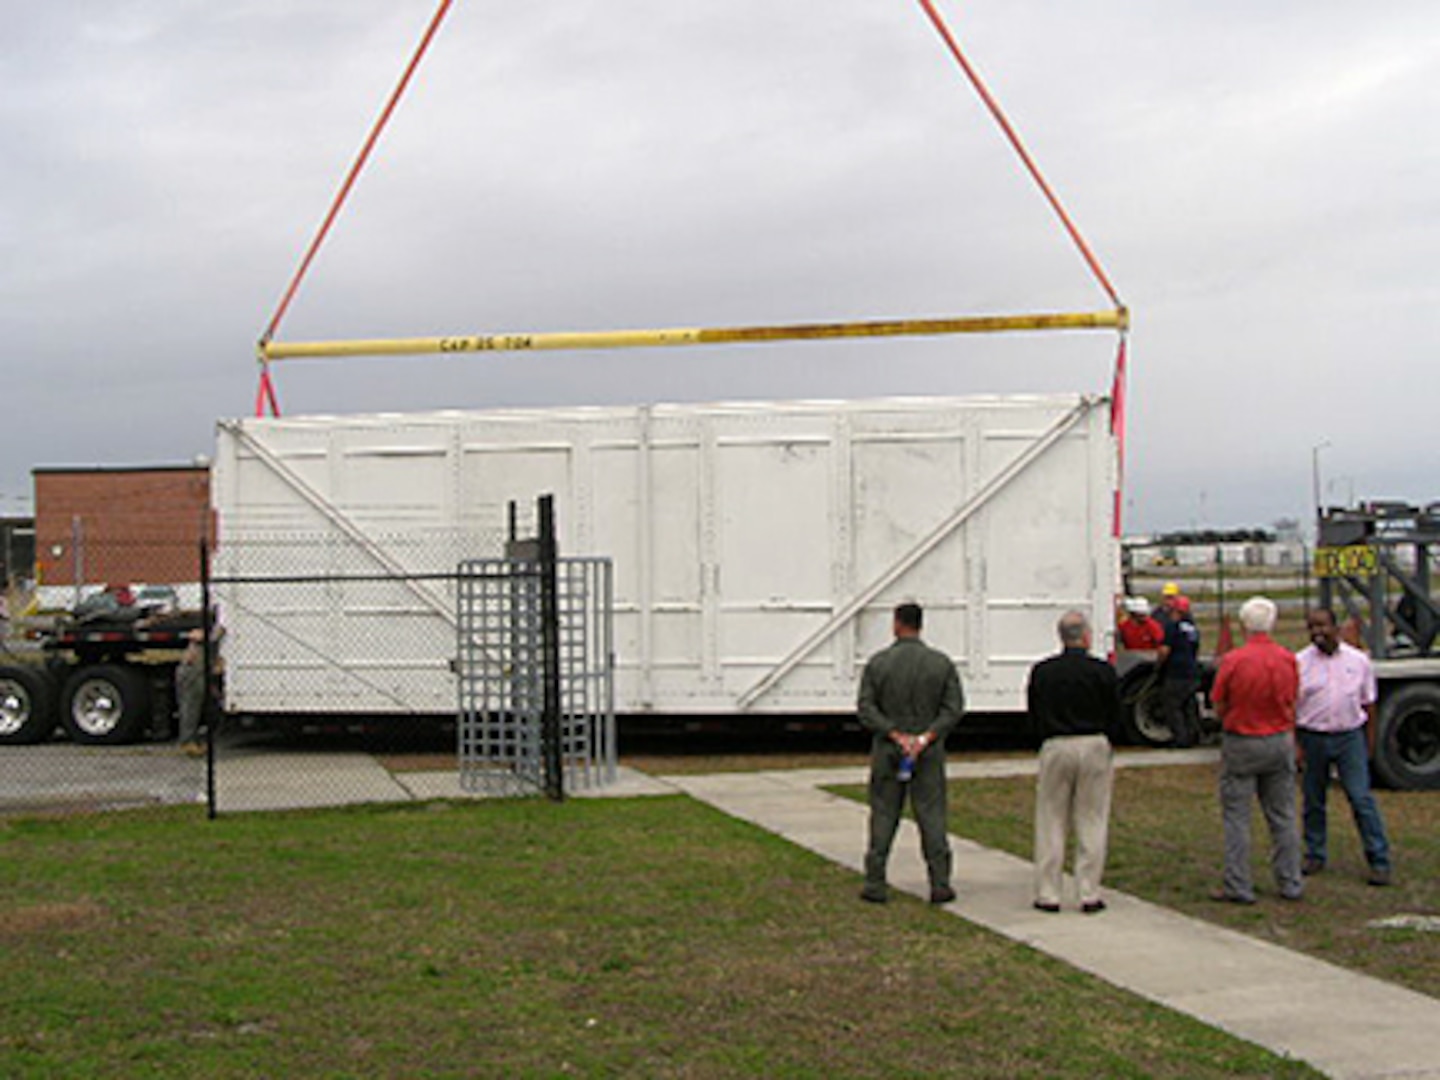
{"left": 664, "top": 751, "right": 1440, "bottom": 1080}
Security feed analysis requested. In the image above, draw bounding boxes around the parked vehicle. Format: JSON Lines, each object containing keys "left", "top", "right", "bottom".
{"left": 0, "top": 611, "right": 200, "bottom": 745}
{"left": 1318, "top": 501, "right": 1440, "bottom": 789}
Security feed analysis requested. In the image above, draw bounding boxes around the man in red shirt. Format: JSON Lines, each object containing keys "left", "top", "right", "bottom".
{"left": 1117, "top": 597, "right": 1165, "bottom": 651}
{"left": 1209, "top": 595, "right": 1302, "bottom": 904}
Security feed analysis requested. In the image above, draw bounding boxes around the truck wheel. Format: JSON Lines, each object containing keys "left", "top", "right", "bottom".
{"left": 0, "top": 666, "right": 57, "bottom": 745}
{"left": 1373, "top": 684, "right": 1440, "bottom": 790}
{"left": 61, "top": 665, "right": 152, "bottom": 745}
{"left": 1119, "top": 667, "right": 1175, "bottom": 747}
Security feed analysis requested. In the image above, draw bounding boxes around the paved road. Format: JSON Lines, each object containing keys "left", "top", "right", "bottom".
{"left": 0, "top": 743, "right": 204, "bottom": 813}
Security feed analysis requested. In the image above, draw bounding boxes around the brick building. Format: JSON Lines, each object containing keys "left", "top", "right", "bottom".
{"left": 33, "top": 465, "right": 212, "bottom": 595}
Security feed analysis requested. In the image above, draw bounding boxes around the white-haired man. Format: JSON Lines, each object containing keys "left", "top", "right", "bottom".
{"left": 1027, "top": 611, "right": 1121, "bottom": 914}
{"left": 1209, "top": 596, "right": 1302, "bottom": 904}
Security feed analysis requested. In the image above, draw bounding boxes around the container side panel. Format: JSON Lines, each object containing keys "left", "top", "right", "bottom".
{"left": 591, "top": 446, "right": 639, "bottom": 604}
{"left": 715, "top": 442, "right": 831, "bottom": 604}
{"left": 460, "top": 448, "right": 572, "bottom": 540}
{"left": 649, "top": 447, "right": 703, "bottom": 603}
{"left": 852, "top": 436, "right": 968, "bottom": 603}
{"left": 339, "top": 449, "right": 448, "bottom": 515}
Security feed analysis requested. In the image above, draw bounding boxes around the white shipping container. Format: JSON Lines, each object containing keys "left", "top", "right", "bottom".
{"left": 213, "top": 393, "right": 1119, "bottom": 718}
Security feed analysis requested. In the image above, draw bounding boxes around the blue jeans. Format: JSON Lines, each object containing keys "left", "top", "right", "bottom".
{"left": 1298, "top": 727, "right": 1391, "bottom": 872}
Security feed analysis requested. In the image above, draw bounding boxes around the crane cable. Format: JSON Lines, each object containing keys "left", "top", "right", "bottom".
{"left": 913, "top": 0, "right": 1123, "bottom": 311}
{"left": 256, "top": 0, "right": 1130, "bottom": 488}
{"left": 912, "top": 0, "right": 1129, "bottom": 533}
{"left": 254, "top": 0, "right": 457, "bottom": 416}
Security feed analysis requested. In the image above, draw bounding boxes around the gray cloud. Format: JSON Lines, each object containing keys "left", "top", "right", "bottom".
{"left": 2, "top": 1, "right": 1436, "bottom": 532}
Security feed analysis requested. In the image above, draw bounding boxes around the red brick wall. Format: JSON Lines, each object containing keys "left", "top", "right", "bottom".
{"left": 34, "top": 468, "right": 212, "bottom": 587}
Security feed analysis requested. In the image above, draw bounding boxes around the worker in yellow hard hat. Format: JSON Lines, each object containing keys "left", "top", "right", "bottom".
{"left": 1158, "top": 581, "right": 1188, "bottom": 627}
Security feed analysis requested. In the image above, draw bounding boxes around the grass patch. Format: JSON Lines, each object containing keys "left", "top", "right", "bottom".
{"left": 2, "top": 796, "right": 1318, "bottom": 1077}
{"left": 899, "top": 763, "right": 1440, "bottom": 998}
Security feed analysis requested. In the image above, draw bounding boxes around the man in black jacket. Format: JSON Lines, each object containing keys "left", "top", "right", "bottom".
{"left": 1027, "top": 611, "right": 1121, "bottom": 914}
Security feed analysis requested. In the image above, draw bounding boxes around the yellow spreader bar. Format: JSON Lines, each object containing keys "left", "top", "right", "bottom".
{"left": 260, "top": 308, "right": 1128, "bottom": 362}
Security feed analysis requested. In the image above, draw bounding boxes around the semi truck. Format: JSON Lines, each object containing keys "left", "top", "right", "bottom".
{"left": 1317, "top": 501, "right": 1440, "bottom": 789}
{"left": 0, "top": 607, "right": 200, "bottom": 746}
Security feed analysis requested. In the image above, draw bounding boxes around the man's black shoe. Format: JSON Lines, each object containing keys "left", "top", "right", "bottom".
{"left": 1302, "top": 857, "right": 1324, "bottom": 876}
{"left": 860, "top": 887, "right": 888, "bottom": 904}
{"left": 930, "top": 885, "right": 957, "bottom": 905}
{"left": 1032, "top": 900, "right": 1061, "bottom": 914}
{"left": 1368, "top": 866, "right": 1393, "bottom": 887}
{"left": 1081, "top": 899, "right": 1107, "bottom": 915}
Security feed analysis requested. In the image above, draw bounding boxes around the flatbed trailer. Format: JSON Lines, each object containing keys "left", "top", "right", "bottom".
{"left": 0, "top": 615, "right": 202, "bottom": 745}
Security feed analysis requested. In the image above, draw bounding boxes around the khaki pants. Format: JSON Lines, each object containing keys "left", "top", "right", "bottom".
{"left": 1034, "top": 734, "right": 1114, "bottom": 906}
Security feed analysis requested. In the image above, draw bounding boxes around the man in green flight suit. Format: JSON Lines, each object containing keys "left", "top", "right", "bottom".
{"left": 858, "top": 601, "right": 965, "bottom": 904}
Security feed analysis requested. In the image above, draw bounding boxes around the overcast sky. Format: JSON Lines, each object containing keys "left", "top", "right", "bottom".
{"left": 2, "top": 1, "right": 1436, "bottom": 533}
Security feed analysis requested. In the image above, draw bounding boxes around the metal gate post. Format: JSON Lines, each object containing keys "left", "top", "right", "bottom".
{"left": 200, "top": 539, "right": 217, "bottom": 820}
{"left": 538, "top": 496, "right": 564, "bottom": 802}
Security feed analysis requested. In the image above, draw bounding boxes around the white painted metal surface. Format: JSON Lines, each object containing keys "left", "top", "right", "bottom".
{"left": 213, "top": 394, "right": 1118, "bottom": 717}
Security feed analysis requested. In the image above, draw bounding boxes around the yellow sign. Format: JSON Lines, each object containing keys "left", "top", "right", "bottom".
{"left": 1314, "top": 544, "right": 1378, "bottom": 578}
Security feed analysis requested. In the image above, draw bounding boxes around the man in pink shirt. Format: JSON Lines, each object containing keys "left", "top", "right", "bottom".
{"left": 1209, "top": 595, "right": 1302, "bottom": 904}
{"left": 1296, "top": 607, "right": 1393, "bottom": 886}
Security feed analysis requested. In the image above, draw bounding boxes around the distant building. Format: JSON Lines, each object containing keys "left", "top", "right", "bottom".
{"left": 1, "top": 516, "right": 35, "bottom": 588}
{"left": 1124, "top": 526, "right": 1307, "bottom": 571}
{"left": 32, "top": 465, "right": 212, "bottom": 607}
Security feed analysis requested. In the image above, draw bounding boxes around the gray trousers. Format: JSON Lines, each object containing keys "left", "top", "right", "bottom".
{"left": 1220, "top": 731, "right": 1302, "bottom": 901}
{"left": 176, "top": 660, "right": 206, "bottom": 745}
{"left": 865, "top": 745, "right": 951, "bottom": 892}
{"left": 1034, "top": 734, "right": 1114, "bottom": 906}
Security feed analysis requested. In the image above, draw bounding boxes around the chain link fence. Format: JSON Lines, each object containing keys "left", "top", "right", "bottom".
{"left": 1126, "top": 546, "right": 1317, "bottom": 651}
{"left": 0, "top": 534, "right": 208, "bottom": 818}
{"left": 1, "top": 501, "right": 616, "bottom": 820}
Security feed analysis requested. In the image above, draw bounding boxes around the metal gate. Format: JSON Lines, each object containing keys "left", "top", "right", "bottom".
{"left": 456, "top": 548, "right": 615, "bottom": 799}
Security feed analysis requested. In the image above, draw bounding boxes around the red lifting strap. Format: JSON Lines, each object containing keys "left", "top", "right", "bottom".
{"left": 912, "top": 1, "right": 1128, "bottom": 535}
{"left": 913, "top": 0, "right": 1123, "bottom": 312}
{"left": 1109, "top": 336, "right": 1128, "bottom": 537}
{"left": 255, "top": 0, "right": 456, "bottom": 416}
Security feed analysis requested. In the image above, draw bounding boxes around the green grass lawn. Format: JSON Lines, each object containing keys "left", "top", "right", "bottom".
{"left": 3, "top": 796, "right": 1319, "bottom": 1078}
{"left": 930, "top": 763, "right": 1440, "bottom": 999}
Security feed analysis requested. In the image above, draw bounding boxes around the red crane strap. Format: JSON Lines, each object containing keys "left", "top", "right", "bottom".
{"left": 255, "top": 0, "right": 456, "bottom": 415}
{"left": 913, "top": 0, "right": 1124, "bottom": 312}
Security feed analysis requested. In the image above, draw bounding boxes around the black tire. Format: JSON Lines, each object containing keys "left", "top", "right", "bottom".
{"left": 61, "top": 664, "right": 152, "bottom": 745}
{"left": 0, "top": 665, "right": 57, "bottom": 745}
{"left": 1373, "top": 683, "right": 1440, "bottom": 790}
{"left": 1119, "top": 664, "right": 1176, "bottom": 747}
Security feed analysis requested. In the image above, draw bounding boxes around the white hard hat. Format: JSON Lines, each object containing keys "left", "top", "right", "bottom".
{"left": 1124, "top": 596, "right": 1151, "bottom": 616}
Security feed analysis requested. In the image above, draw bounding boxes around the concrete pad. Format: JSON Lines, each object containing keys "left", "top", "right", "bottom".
{"left": 391, "top": 765, "right": 678, "bottom": 802}
{"left": 215, "top": 752, "right": 411, "bottom": 813}
{"left": 571, "top": 766, "right": 679, "bottom": 798}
